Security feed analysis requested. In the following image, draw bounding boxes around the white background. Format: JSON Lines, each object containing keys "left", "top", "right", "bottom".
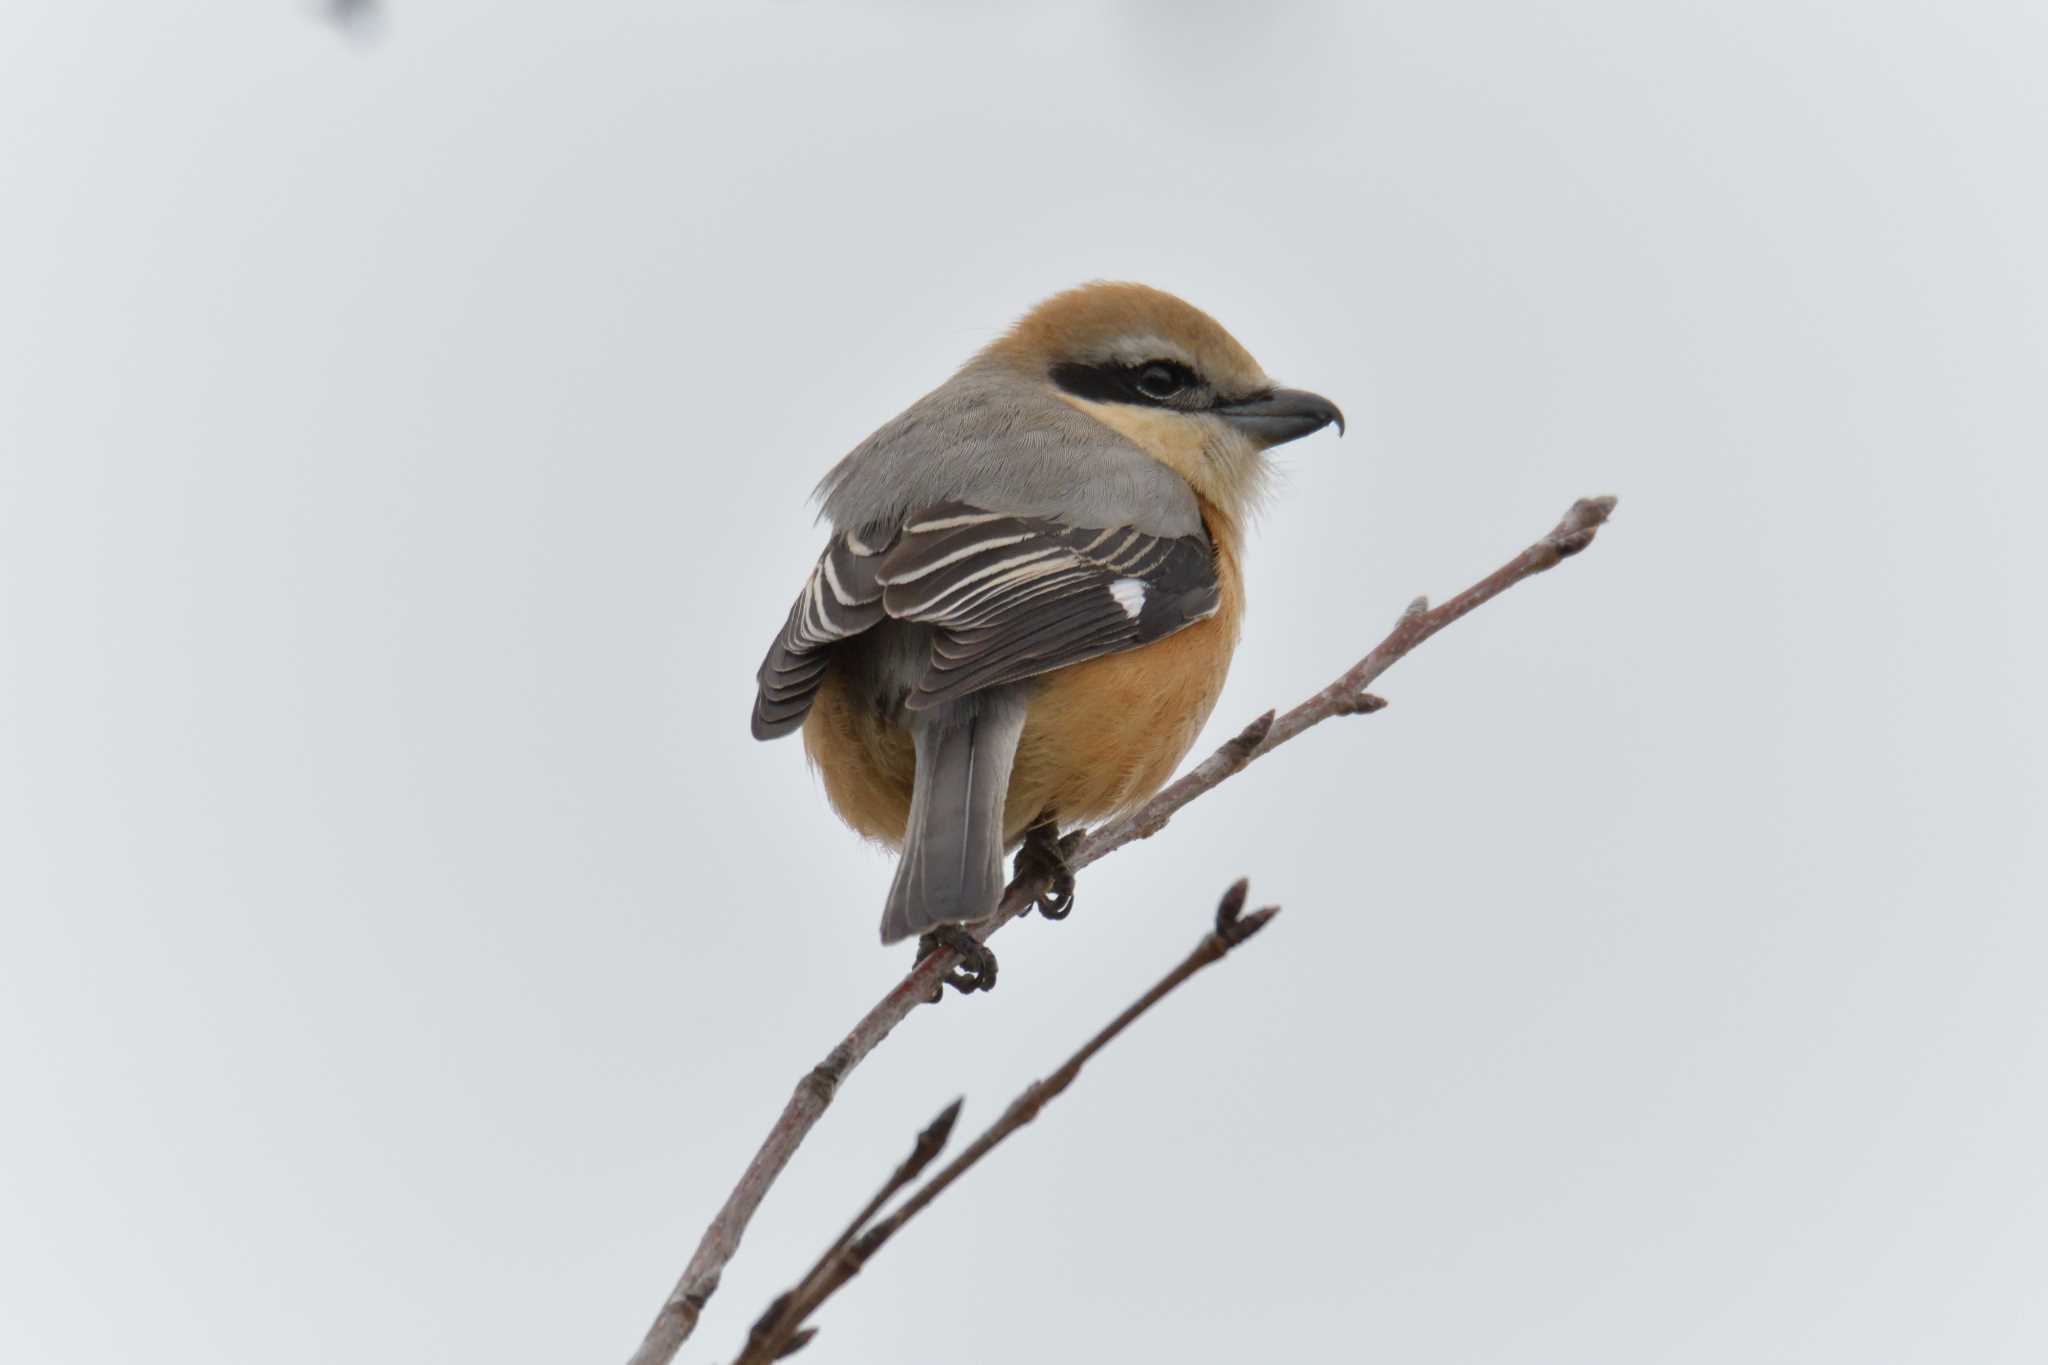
{"left": 3, "top": 3, "right": 2044, "bottom": 1361}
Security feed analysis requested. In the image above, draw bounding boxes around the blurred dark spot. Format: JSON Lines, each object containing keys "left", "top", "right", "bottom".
{"left": 322, "top": 0, "right": 383, "bottom": 35}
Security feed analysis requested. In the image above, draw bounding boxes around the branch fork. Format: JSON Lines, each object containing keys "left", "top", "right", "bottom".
{"left": 734, "top": 883, "right": 1282, "bottom": 1364}
{"left": 627, "top": 494, "right": 1618, "bottom": 1365}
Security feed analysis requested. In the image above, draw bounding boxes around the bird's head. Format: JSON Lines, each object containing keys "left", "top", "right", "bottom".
{"left": 983, "top": 281, "right": 1343, "bottom": 521}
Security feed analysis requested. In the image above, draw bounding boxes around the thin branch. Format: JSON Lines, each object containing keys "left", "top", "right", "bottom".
{"left": 733, "top": 881, "right": 1281, "bottom": 1365}
{"left": 625, "top": 493, "right": 1617, "bottom": 1365}
{"left": 1072, "top": 493, "right": 1619, "bottom": 866}
{"left": 731, "top": 1100, "right": 962, "bottom": 1365}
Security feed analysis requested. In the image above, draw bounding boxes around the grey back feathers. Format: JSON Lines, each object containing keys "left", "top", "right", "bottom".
{"left": 814, "top": 359, "right": 1203, "bottom": 541}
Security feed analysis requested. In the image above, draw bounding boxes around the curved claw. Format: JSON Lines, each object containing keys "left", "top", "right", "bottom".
{"left": 1015, "top": 821, "right": 1080, "bottom": 923}
{"left": 1034, "top": 876, "right": 1075, "bottom": 921}
{"left": 918, "top": 926, "right": 999, "bottom": 997}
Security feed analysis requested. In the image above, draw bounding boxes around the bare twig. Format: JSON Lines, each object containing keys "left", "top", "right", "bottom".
{"left": 733, "top": 882, "right": 1281, "bottom": 1364}
{"left": 732, "top": 1100, "right": 962, "bottom": 1364}
{"left": 626, "top": 494, "right": 1617, "bottom": 1364}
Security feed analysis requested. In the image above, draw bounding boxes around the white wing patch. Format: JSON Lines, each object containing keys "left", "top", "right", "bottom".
{"left": 1109, "top": 577, "right": 1147, "bottom": 620}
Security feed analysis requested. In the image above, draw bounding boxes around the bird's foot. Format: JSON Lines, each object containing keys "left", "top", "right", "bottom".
{"left": 918, "top": 925, "right": 998, "bottom": 999}
{"left": 1014, "top": 821, "right": 1081, "bottom": 922}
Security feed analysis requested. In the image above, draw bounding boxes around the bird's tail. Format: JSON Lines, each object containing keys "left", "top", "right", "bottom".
{"left": 879, "top": 692, "right": 1028, "bottom": 944}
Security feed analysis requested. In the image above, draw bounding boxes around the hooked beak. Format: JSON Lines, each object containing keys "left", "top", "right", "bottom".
{"left": 1215, "top": 387, "right": 1346, "bottom": 447}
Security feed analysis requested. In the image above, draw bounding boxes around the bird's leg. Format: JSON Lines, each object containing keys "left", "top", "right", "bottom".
{"left": 1014, "top": 818, "right": 1081, "bottom": 922}
{"left": 917, "top": 925, "right": 998, "bottom": 998}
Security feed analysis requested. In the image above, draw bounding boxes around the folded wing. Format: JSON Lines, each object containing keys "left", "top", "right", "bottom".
{"left": 750, "top": 502, "right": 1219, "bottom": 738}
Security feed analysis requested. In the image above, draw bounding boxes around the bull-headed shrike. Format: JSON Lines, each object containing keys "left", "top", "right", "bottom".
{"left": 752, "top": 282, "right": 1342, "bottom": 988}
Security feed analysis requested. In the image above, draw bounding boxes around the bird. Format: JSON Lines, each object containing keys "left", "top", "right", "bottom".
{"left": 750, "top": 282, "right": 1342, "bottom": 987}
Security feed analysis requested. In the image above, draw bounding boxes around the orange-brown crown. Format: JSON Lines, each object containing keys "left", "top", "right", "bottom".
{"left": 984, "top": 282, "right": 1270, "bottom": 397}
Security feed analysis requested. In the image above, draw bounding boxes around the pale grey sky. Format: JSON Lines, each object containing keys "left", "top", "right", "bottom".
{"left": 3, "top": 3, "right": 2044, "bottom": 1362}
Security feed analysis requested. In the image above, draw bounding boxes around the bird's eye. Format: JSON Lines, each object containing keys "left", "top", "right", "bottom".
{"left": 1134, "top": 363, "right": 1186, "bottom": 400}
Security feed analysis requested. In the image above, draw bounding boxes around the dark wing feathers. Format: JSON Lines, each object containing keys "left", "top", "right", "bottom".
{"left": 750, "top": 502, "right": 1219, "bottom": 736}
{"left": 749, "top": 528, "right": 895, "bottom": 739}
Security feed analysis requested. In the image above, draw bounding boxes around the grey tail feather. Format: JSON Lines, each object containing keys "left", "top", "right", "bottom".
{"left": 879, "top": 691, "right": 1028, "bottom": 944}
